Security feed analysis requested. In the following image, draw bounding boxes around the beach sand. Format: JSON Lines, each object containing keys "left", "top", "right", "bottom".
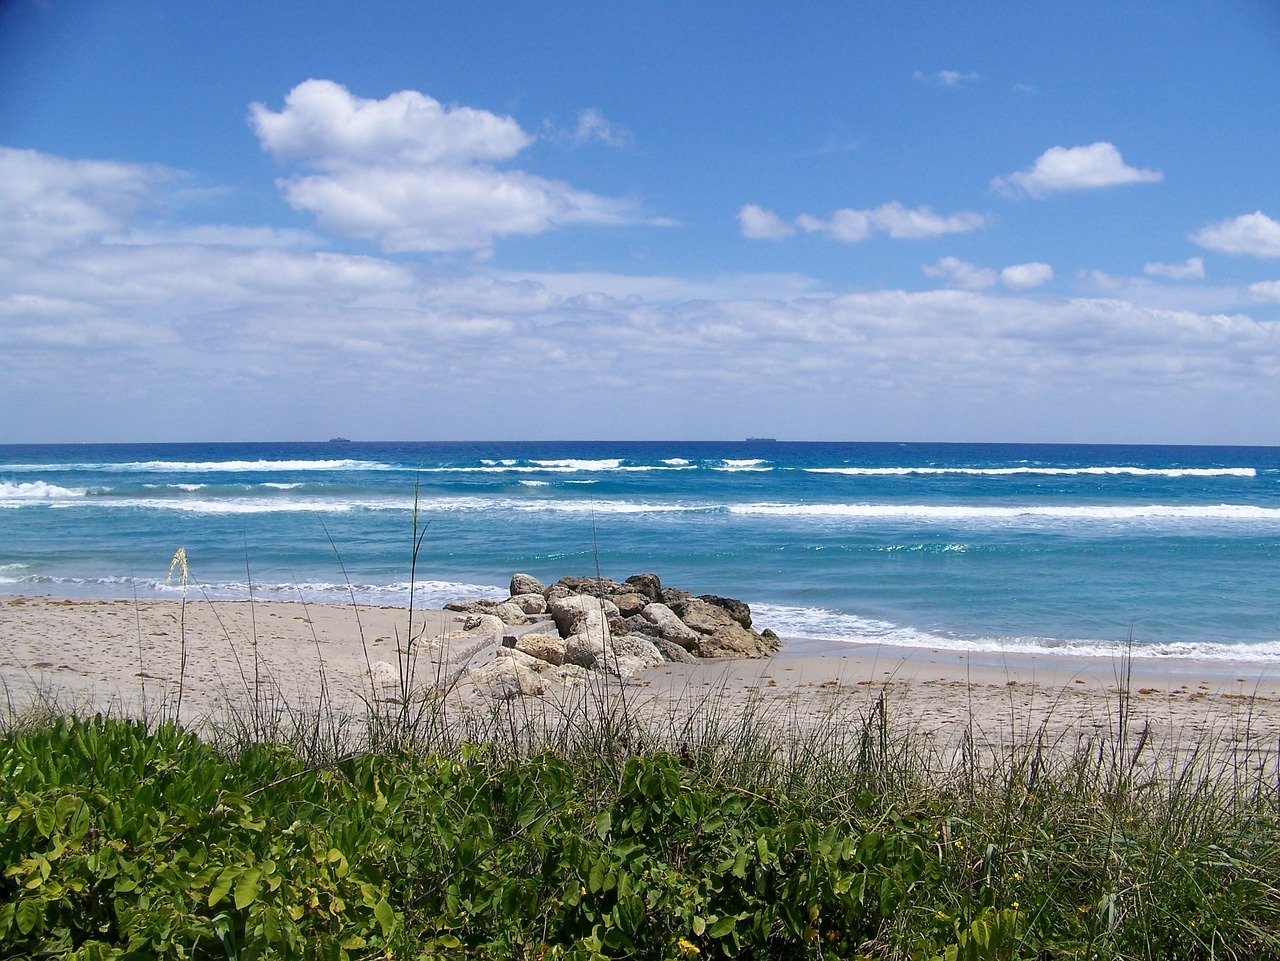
{"left": 4, "top": 594, "right": 1280, "bottom": 767}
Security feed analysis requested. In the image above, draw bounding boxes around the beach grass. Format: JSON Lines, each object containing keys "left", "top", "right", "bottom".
{"left": 2, "top": 642, "right": 1280, "bottom": 961}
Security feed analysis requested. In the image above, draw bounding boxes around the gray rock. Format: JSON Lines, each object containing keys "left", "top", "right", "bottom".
{"left": 549, "top": 594, "right": 619, "bottom": 637}
{"left": 461, "top": 613, "right": 506, "bottom": 642}
{"left": 641, "top": 602, "right": 701, "bottom": 649}
{"left": 489, "top": 601, "right": 530, "bottom": 625}
{"left": 623, "top": 615, "right": 663, "bottom": 638}
{"left": 698, "top": 594, "right": 753, "bottom": 629}
{"left": 564, "top": 630, "right": 608, "bottom": 671}
{"left": 556, "top": 575, "right": 623, "bottom": 596}
{"left": 495, "top": 646, "right": 555, "bottom": 673}
{"left": 444, "top": 598, "right": 501, "bottom": 613}
{"left": 651, "top": 637, "right": 698, "bottom": 663}
{"left": 610, "top": 633, "right": 665, "bottom": 669}
{"left": 469, "top": 656, "right": 547, "bottom": 699}
{"left": 509, "top": 592, "right": 548, "bottom": 615}
{"left": 660, "top": 587, "right": 692, "bottom": 609}
{"left": 510, "top": 572, "right": 546, "bottom": 597}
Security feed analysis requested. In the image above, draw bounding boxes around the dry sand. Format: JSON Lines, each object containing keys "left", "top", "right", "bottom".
{"left": 4, "top": 594, "right": 1280, "bottom": 767}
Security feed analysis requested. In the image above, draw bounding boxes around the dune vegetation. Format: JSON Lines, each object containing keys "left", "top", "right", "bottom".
{"left": 3, "top": 652, "right": 1280, "bottom": 961}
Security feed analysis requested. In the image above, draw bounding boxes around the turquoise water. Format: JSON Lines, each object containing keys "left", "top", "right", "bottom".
{"left": 2, "top": 440, "right": 1279, "bottom": 661}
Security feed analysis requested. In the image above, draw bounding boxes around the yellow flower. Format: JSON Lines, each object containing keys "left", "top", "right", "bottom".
{"left": 677, "top": 937, "right": 700, "bottom": 958}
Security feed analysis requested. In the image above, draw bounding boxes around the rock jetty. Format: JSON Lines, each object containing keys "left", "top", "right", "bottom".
{"left": 443, "top": 572, "right": 782, "bottom": 696}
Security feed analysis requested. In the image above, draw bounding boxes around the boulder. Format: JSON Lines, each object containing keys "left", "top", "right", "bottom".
{"left": 510, "top": 572, "right": 546, "bottom": 597}
{"left": 549, "top": 594, "right": 619, "bottom": 637}
{"left": 564, "top": 630, "right": 608, "bottom": 671}
{"left": 444, "top": 598, "right": 501, "bottom": 613}
{"left": 660, "top": 587, "right": 691, "bottom": 608}
{"left": 461, "top": 613, "right": 506, "bottom": 642}
{"left": 697, "top": 594, "right": 753, "bottom": 629}
{"left": 612, "top": 591, "right": 650, "bottom": 618}
{"left": 495, "top": 646, "right": 555, "bottom": 673}
{"left": 610, "top": 634, "right": 665, "bottom": 670}
{"left": 489, "top": 601, "right": 530, "bottom": 625}
{"left": 556, "top": 575, "right": 623, "bottom": 596}
{"left": 549, "top": 663, "right": 591, "bottom": 688}
{"left": 651, "top": 636, "right": 698, "bottom": 664}
{"left": 509, "top": 592, "right": 548, "bottom": 615}
{"left": 668, "top": 596, "right": 726, "bottom": 635}
{"left": 469, "top": 656, "right": 547, "bottom": 699}
{"left": 641, "top": 602, "right": 701, "bottom": 649}
{"left": 514, "top": 632, "right": 567, "bottom": 667}
{"left": 623, "top": 615, "right": 663, "bottom": 638}
{"left": 623, "top": 572, "right": 663, "bottom": 602}
{"left": 368, "top": 659, "right": 400, "bottom": 694}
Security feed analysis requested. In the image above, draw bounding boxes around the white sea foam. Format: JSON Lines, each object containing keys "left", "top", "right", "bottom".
{"left": 48, "top": 496, "right": 410, "bottom": 515}
{"left": 805, "top": 466, "right": 1257, "bottom": 477}
{"left": 664, "top": 458, "right": 691, "bottom": 466}
{"left": 752, "top": 603, "right": 1280, "bottom": 662}
{"left": 530, "top": 459, "right": 623, "bottom": 470}
{"left": 0, "top": 459, "right": 395, "bottom": 473}
{"left": 730, "top": 502, "right": 1280, "bottom": 523}
{"left": 0, "top": 481, "right": 88, "bottom": 502}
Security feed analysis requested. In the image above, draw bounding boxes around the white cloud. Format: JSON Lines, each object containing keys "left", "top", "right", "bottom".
{"left": 1250, "top": 280, "right": 1280, "bottom": 302}
{"left": 992, "top": 142, "right": 1163, "bottom": 198}
{"left": 923, "top": 257, "right": 997, "bottom": 289}
{"left": 571, "top": 108, "right": 632, "bottom": 147}
{"left": 249, "top": 78, "right": 530, "bottom": 167}
{"left": 1144, "top": 257, "right": 1205, "bottom": 280}
{"left": 1001, "top": 262, "right": 1054, "bottom": 289}
{"left": 5, "top": 145, "right": 1280, "bottom": 443}
{"left": 105, "top": 225, "right": 323, "bottom": 249}
{"left": 249, "top": 79, "right": 640, "bottom": 254}
{"left": 0, "top": 146, "right": 164, "bottom": 255}
{"left": 1192, "top": 212, "right": 1280, "bottom": 258}
{"left": 738, "top": 204, "right": 795, "bottom": 240}
{"left": 913, "top": 70, "right": 979, "bottom": 87}
{"left": 774, "top": 203, "right": 985, "bottom": 243}
{"left": 868, "top": 202, "right": 986, "bottom": 239}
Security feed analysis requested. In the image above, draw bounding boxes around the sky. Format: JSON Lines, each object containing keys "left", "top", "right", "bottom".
{"left": 2, "top": 1, "right": 1279, "bottom": 445}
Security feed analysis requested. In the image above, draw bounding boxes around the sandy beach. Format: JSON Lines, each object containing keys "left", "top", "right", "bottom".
{"left": 4, "top": 593, "right": 1280, "bottom": 769}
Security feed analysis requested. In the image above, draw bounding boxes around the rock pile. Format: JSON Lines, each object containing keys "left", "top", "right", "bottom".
{"left": 445, "top": 572, "right": 781, "bottom": 691}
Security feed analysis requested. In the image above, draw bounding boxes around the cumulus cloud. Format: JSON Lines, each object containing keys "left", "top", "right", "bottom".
{"left": 0, "top": 147, "right": 165, "bottom": 255}
{"left": 1144, "top": 257, "right": 1205, "bottom": 280}
{"left": 992, "top": 142, "right": 1163, "bottom": 198}
{"left": 738, "top": 204, "right": 795, "bottom": 240}
{"left": 5, "top": 144, "right": 1279, "bottom": 442}
{"left": 752, "top": 202, "right": 985, "bottom": 243}
{"left": 248, "top": 79, "right": 638, "bottom": 254}
{"left": 1192, "top": 212, "right": 1280, "bottom": 258}
{"left": 913, "top": 70, "right": 979, "bottom": 87}
{"left": 1000, "top": 262, "right": 1054, "bottom": 289}
{"left": 923, "top": 257, "right": 997, "bottom": 289}
{"left": 924, "top": 258, "right": 1053, "bottom": 290}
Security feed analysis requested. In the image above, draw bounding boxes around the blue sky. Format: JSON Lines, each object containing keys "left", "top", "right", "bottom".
{"left": 2, "top": 0, "right": 1279, "bottom": 443}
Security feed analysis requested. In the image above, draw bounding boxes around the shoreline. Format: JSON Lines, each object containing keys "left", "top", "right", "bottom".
{"left": 4, "top": 593, "right": 1280, "bottom": 763}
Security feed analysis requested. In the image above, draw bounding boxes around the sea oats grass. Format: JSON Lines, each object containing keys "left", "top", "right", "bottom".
{"left": 4, "top": 661, "right": 1279, "bottom": 960}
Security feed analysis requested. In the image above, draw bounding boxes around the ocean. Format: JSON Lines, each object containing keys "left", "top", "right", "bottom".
{"left": 2, "top": 440, "right": 1279, "bottom": 662}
